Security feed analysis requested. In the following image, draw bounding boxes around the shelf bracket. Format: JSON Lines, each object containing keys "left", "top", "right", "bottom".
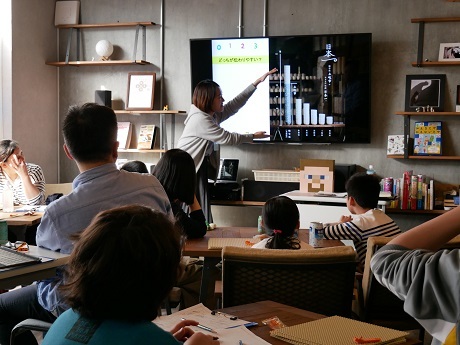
{"left": 416, "top": 21, "right": 425, "bottom": 67}
{"left": 404, "top": 115, "right": 410, "bottom": 159}
{"left": 64, "top": 28, "right": 74, "bottom": 64}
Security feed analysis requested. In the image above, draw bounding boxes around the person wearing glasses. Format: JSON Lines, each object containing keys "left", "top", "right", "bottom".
{"left": 0, "top": 140, "right": 45, "bottom": 206}
{"left": 177, "top": 68, "right": 277, "bottom": 223}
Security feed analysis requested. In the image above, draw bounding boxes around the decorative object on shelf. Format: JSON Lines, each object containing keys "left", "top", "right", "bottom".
{"left": 95, "top": 40, "right": 114, "bottom": 61}
{"left": 438, "top": 42, "right": 460, "bottom": 61}
{"left": 126, "top": 72, "right": 156, "bottom": 110}
{"left": 405, "top": 74, "right": 446, "bottom": 112}
{"left": 54, "top": 1, "right": 80, "bottom": 26}
{"left": 137, "top": 124, "right": 157, "bottom": 149}
{"left": 299, "top": 159, "right": 334, "bottom": 193}
{"left": 163, "top": 105, "right": 169, "bottom": 111}
{"left": 413, "top": 121, "right": 442, "bottom": 156}
{"left": 95, "top": 90, "right": 112, "bottom": 107}
{"left": 387, "top": 135, "right": 405, "bottom": 155}
{"left": 117, "top": 122, "right": 132, "bottom": 149}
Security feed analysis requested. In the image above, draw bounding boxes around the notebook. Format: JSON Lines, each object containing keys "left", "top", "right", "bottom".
{"left": 0, "top": 246, "right": 41, "bottom": 269}
{"left": 208, "top": 238, "right": 259, "bottom": 249}
{"left": 270, "top": 316, "right": 408, "bottom": 345}
{"left": 216, "top": 158, "right": 239, "bottom": 183}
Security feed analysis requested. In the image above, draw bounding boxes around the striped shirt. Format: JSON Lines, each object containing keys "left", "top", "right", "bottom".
{"left": 0, "top": 163, "right": 46, "bottom": 205}
{"left": 323, "top": 209, "right": 401, "bottom": 269}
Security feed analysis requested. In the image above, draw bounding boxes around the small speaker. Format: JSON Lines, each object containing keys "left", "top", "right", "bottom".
{"left": 95, "top": 90, "right": 112, "bottom": 107}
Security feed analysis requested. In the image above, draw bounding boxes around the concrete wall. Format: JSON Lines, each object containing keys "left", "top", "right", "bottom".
{"left": 45, "top": 0, "right": 460, "bottom": 229}
{"left": 10, "top": 0, "right": 58, "bottom": 183}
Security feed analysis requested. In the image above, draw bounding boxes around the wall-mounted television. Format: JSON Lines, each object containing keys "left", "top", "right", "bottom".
{"left": 190, "top": 33, "right": 371, "bottom": 144}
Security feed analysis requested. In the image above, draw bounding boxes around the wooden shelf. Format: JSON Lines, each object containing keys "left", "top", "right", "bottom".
{"left": 411, "top": 17, "right": 460, "bottom": 23}
{"left": 386, "top": 208, "right": 447, "bottom": 215}
{"left": 46, "top": 60, "right": 152, "bottom": 67}
{"left": 56, "top": 22, "right": 156, "bottom": 29}
{"left": 388, "top": 155, "right": 460, "bottom": 160}
{"left": 395, "top": 111, "right": 460, "bottom": 116}
{"left": 117, "top": 149, "right": 165, "bottom": 153}
{"left": 114, "top": 110, "right": 186, "bottom": 115}
{"left": 411, "top": 61, "right": 460, "bottom": 67}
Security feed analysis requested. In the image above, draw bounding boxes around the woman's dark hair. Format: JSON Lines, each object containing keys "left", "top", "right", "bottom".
{"left": 60, "top": 205, "right": 182, "bottom": 321}
{"left": 63, "top": 103, "right": 117, "bottom": 163}
{"left": 0, "top": 140, "right": 19, "bottom": 164}
{"left": 345, "top": 172, "right": 380, "bottom": 209}
{"left": 263, "top": 196, "right": 300, "bottom": 250}
{"left": 192, "top": 79, "right": 220, "bottom": 113}
{"left": 152, "top": 149, "right": 196, "bottom": 205}
{"left": 120, "top": 160, "right": 149, "bottom": 174}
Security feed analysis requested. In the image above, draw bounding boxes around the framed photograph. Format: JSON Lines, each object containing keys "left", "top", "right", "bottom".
{"left": 405, "top": 74, "right": 446, "bottom": 112}
{"left": 126, "top": 72, "right": 156, "bottom": 110}
{"left": 438, "top": 43, "right": 460, "bottom": 61}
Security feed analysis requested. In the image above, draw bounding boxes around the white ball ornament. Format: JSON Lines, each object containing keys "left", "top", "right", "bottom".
{"left": 95, "top": 40, "right": 114, "bottom": 60}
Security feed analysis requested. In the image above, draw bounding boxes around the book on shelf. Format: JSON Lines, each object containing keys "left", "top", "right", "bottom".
{"left": 137, "top": 125, "right": 157, "bottom": 150}
{"left": 387, "top": 134, "right": 405, "bottom": 155}
{"left": 117, "top": 122, "right": 132, "bottom": 149}
{"left": 413, "top": 121, "right": 442, "bottom": 155}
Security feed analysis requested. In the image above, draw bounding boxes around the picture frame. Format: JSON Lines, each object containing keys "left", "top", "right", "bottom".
{"left": 405, "top": 74, "right": 446, "bottom": 112}
{"left": 438, "top": 43, "right": 460, "bottom": 61}
{"left": 126, "top": 72, "right": 156, "bottom": 110}
{"left": 456, "top": 85, "right": 460, "bottom": 112}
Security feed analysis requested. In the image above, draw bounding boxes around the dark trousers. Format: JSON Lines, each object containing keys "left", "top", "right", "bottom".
{"left": 0, "top": 285, "right": 56, "bottom": 345}
{"left": 197, "top": 158, "right": 213, "bottom": 223}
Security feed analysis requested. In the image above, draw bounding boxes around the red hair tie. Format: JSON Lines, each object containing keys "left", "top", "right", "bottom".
{"left": 273, "top": 229, "right": 282, "bottom": 235}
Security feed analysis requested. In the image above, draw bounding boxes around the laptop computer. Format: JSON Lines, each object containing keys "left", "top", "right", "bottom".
{"left": 216, "top": 158, "right": 239, "bottom": 184}
{"left": 0, "top": 246, "right": 41, "bottom": 269}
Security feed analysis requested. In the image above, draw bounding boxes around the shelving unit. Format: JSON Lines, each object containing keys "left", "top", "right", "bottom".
{"left": 114, "top": 110, "right": 187, "bottom": 152}
{"left": 46, "top": 22, "right": 156, "bottom": 66}
{"left": 388, "top": 112, "right": 460, "bottom": 160}
{"left": 411, "top": 17, "right": 460, "bottom": 67}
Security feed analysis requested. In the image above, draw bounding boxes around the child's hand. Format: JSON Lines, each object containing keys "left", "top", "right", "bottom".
{"left": 340, "top": 215, "right": 353, "bottom": 223}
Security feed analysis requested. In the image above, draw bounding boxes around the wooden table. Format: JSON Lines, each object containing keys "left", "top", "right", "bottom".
{"left": 0, "top": 245, "right": 69, "bottom": 289}
{"left": 0, "top": 211, "right": 44, "bottom": 226}
{"left": 183, "top": 227, "right": 344, "bottom": 307}
{"left": 220, "top": 300, "right": 421, "bottom": 345}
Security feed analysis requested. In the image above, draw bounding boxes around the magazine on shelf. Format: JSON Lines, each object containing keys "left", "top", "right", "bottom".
{"left": 413, "top": 121, "right": 442, "bottom": 155}
{"left": 117, "top": 122, "right": 132, "bottom": 149}
{"left": 137, "top": 125, "right": 157, "bottom": 150}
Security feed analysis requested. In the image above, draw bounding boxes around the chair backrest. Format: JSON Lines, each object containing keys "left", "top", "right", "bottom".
{"left": 45, "top": 183, "right": 73, "bottom": 196}
{"left": 221, "top": 246, "right": 357, "bottom": 317}
{"left": 362, "top": 235, "right": 460, "bottom": 324}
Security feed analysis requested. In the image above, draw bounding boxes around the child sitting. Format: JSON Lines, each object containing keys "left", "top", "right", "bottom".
{"left": 323, "top": 172, "right": 401, "bottom": 272}
{"left": 42, "top": 205, "right": 217, "bottom": 345}
{"left": 252, "top": 196, "right": 301, "bottom": 250}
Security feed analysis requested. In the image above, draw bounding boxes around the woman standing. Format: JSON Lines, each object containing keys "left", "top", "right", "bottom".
{"left": 178, "top": 68, "right": 277, "bottom": 222}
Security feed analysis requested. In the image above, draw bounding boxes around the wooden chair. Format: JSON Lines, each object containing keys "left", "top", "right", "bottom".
{"left": 355, "top": 235, "right": 460, "bottom": 342}
{"left": 220, "top": 246, "right": 357, "bottom": 317}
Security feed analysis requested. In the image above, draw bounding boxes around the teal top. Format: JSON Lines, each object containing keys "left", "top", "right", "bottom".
{"left": 42, "top": 309, "right": 180, "bottom": 345}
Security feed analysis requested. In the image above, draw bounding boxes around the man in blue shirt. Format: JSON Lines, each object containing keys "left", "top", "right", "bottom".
{"left": 0, "top": 103, "right": 172, "bottom": 345}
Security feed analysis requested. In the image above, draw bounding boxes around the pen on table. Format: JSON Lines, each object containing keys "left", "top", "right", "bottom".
{"left": 180, "top": 318, "right": 217, "bottom": 334}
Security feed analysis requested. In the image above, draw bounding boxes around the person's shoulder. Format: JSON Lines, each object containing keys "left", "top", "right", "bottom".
{"left": 26, "top": 163, "right": 43, "bottom": 171}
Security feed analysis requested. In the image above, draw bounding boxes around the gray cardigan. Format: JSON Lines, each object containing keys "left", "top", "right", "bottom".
{"left": 178, "top": 84, "right": 256, "bottom": 174}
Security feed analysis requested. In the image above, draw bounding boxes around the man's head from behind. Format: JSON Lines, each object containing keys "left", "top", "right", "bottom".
{"left": 63, "top": 103, "right": 117, "bottom": 163}
{"left": 346, "top": 172, "right": 380, "bottom": 210}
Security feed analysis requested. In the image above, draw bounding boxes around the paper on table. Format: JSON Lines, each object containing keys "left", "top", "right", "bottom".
{"left": 153, "top": 303, "right": 250, "bottom": 331}
{"left": 216, "top": 326, "right": 271, "bottom": 345}
{"left": 14, "top": 205, "right": 47, "bottom": 212}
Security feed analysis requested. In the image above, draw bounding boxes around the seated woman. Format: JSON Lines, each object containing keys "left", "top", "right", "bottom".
{"left": 152, "top": 149, "right": 207, "bottom": 239}
{"left": 252, "top": 196, "right": 301, "bottom": 250}
{"left": 120, "top": 160, "right": 149, "bottom": 174}
{"left": 42, "top": 205, "right": 218, "bottom": 345}
{"left": 0, "top": 140, "right": 45, "bottom": 206}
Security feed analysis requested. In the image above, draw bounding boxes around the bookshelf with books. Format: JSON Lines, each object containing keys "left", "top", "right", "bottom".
{"left": 387, "top": 112, "right": 460, "bottom": 160}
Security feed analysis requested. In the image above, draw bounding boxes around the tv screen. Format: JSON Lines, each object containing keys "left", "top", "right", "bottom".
{"left": 190, "top": 33, "right": 372, "bottom": 144}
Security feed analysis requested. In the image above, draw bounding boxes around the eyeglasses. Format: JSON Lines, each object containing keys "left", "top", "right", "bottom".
{"left": 211, "top": 310, "right": 238, "bottom": 320}
{"left": 3, "top": 241, "right": 29, "bottom": 252}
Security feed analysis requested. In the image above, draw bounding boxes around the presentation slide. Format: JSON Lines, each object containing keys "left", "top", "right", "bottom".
{"left": 211, "top": 38, "right": 270, "bottom": 138}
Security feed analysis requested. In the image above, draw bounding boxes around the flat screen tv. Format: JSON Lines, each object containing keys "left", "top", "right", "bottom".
{"left": 190, "top": 33, "right": 371, "bottom": 144}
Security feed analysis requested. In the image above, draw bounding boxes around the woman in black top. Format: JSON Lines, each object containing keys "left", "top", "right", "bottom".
{"left": 152, "top": 149, "right": 207, "bottom": 239}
